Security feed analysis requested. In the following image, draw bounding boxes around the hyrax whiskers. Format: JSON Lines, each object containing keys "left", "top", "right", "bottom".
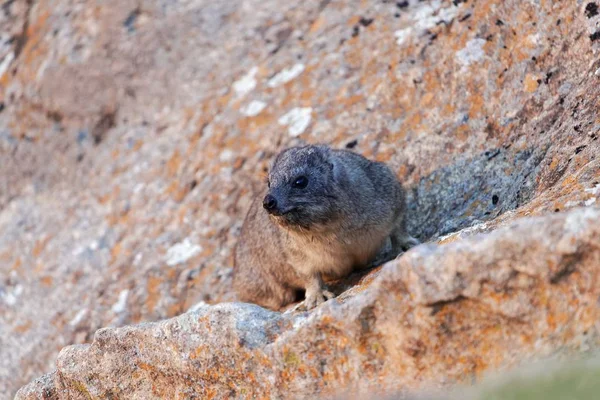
{"left": 233, "top": 144, "right": 419, "bottom": 310}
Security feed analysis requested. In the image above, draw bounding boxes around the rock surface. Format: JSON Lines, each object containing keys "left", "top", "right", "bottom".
{"left": 14, "top": 207, "right": 600, "bottom": 399}
{"left": 2, "top": 0, "right": 600, "bottom": 397}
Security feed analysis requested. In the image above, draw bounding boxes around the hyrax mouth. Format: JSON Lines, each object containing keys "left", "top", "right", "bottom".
{"left": 269, "top": 209, "right": 307, "bottom": 228}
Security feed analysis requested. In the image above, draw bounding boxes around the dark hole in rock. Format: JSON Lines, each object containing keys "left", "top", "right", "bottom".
{"left": 124, "top": 8, "right": 141, "bottom": 33}
{"left": 590, "top": 31, "right": 600, "bottom": 42}
{"left": 359, "top": 17, "right": 374, "bottom": 27}
{"left": 396, "top": 1, "right": 409, "bottom": 9}
{"left": 406, "top": 146, "right": 547, "bottom": 240}
{"left": 92, "top": 111, "right": 117, "bottom": 145}
{"left": 345, "top": 139, "right": 358, "bottom": 149}
{"left": 46, "top": 110, "right": 63, "bottom": 123}
{"left": 585, "top": 2, "right": 599, "bottom": 18}
{"left": 575, "top": 145, "right": 586, "bottom": 154}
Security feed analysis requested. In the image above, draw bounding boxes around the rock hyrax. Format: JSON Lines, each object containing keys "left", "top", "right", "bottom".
{"left": 233, "top": 144, "right": 419, "bottom": 310}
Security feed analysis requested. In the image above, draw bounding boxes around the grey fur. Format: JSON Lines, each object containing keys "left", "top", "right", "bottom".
{"left": 233, "top": 144, "right": 419, "bottom": 310}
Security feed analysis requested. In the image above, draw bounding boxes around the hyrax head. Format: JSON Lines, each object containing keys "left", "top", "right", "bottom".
{"left": 263, "top": 145, "right": 338, "bottom": 229}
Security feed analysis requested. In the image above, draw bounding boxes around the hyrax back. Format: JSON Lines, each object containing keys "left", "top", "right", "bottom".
{"left": 233, "top": 144, "right": 418, "bottom": 310}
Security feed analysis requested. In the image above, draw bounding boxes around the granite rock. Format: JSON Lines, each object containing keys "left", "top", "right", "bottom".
{"left": 2, "top": 0, "right": 600, "bottom": 397}
{"left": 15, "top": 207, "right": 600, "bottom": 399}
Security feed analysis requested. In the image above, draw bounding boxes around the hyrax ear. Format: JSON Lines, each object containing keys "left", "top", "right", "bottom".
{"left": 318, "top": 146, "right": 340, "bottom": 181}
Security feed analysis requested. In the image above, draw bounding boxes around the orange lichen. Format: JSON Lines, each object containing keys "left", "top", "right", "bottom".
{"left": 14, "top": 321, "right": 33, "bottom": 334}
{"left": 40, "top": 276, "right": 53, "bottom": 287}
{"left": 11, "top": 257, "right": 22, "bottom": 271}
{"left": 166, "top": 151, "right": 182, "bottom": 177}
{"left": 524, "top": 74, "right": 540, "bottom": 93}
{"left": 309, "top": 15, "right": 327, "bottom": 34}
{"left": 146, "top": 276, "right": 162, "bottom": 313}
{"left": 32, "top": 236, "right": 50, "bottom": 257}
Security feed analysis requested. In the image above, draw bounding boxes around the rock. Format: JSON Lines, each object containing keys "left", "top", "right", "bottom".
{"left": 13, "top": 373, "right": 58, "bottom": 400}
{"left": 14, "top": 207, "right": 600, "bottom": 399}
{"left": 2, "top": 0, "right": 600, "bottom": 397}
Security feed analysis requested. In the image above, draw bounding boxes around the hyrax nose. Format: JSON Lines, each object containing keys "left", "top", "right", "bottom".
{"left": 263, "top": 194, "right": 278, "bottom": 213}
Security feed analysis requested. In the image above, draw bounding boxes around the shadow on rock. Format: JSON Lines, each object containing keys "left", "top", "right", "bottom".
{"left": 406, "top": 146, "right": 548, "bottom": 240}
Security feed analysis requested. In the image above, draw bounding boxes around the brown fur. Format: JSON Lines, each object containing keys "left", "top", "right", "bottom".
{"left": 233, "top": 145, "right": 418, "bottom": 310}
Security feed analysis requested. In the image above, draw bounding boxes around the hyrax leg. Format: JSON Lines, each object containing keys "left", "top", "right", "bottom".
{"left": 390, "top": 214, "right": 420, "bottom": 256}
{"left": 235, "top": 269, "right": 298, "bottom": 311}
{"left": 391, "top": 230, "right": 420, "bottom": 254}
{"left": 298, "top": 273, "right": 335, "bottom": 310}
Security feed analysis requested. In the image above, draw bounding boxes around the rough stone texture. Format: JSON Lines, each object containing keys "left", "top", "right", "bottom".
{"left": 2, "top": 0, "right": 600, "bottom": 397}
{"left": 14, "top": 208, "right": 600, "bottom": 399}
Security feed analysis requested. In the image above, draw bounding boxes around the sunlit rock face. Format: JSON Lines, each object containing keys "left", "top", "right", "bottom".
{"left": 3, "top": 0, "right": 600, "bottom": 398}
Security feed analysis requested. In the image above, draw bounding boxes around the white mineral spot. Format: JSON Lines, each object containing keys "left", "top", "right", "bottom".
{"left": 165, "top": 238, "right": 202, "bottom": 266}
{"left": 241, "top": 100, "right": 267, "bottom": 117}
{"left": 2, "top": 284, "right": 23, "bottom": 306}
{"left": 565, "top": 200, "right": 581, "bottom": 208}
{"left": 69, "top": 309, "right": 88, "bottom": 327}
{"left": 0, "top": 52, "right": 14, "bottom": 77}
{"left": 585, "top": 183, "right": 600, "bottom": 196}
{"left": 267, "top": 64, "right": 305, "bottom": 88}
{"left": 595, "top": 67, "right": 600, "bottom": 77}
{"left": 278, "top": 107, "right": 313, "bottom": 137}
{"left": 456, "top": 38, "right": 487, "bottom": 68}
{"left": 219, "top": 149, "right": 235, "bottom": 162}
{"left": 111, "top": 290, "right": 129, "bottom": 314}
{"left": 394, "top": 2, "right": 461, "bottom": 46}
{"left": 414, "top": 2, "right": 460, "bottom": 31}
{"left": 232, "top": 66, "right": 258, "bottom": 97}
{"left": 584, "top": 197, "right": 597, "bottom": 207}
{"left": 3, "top": 292, "right": 17, "bottom": 306}
{"left": 394, "top": 28, "right": 412, "bottom": 46}
{"left": 527, "top": 33, "right": 541, "bottom": 46}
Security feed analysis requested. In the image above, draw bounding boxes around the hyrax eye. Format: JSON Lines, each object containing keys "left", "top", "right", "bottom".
{"left": 292, "top": 176, "right": 308, "bottom": 189}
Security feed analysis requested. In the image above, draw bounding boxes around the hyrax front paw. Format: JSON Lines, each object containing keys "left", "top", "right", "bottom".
{"left": 392, "top": 233, "right": 420, "bottom": 255}
{"left": 400, "top": 235, "right": 420, "bottom": 251}
{"left": 299, "top": 287, "right": 335, "bottom": 310}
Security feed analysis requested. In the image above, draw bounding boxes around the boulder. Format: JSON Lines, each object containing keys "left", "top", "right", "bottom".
{"left": 15, "top": 207, "right": 600, "bottom": 399}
